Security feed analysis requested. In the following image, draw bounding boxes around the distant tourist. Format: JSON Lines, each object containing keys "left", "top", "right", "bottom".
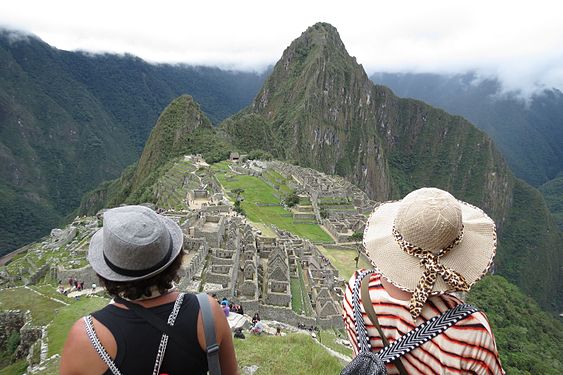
{"left": 250, "top": 320, "right": 264, "bottom": 335}
{"left": 233, "top": 327, "right": 245, "bottom": 339}
{"left": 252, "top": 312, "right": 260, "bottom": 325}
{"left": 275, "top": 327, "right": 281, "bottom": 336}
{"left": 60, "top": 205, "right": 239, "bottom": 375}
{"left": 91, "top": 282, "right": 96, "bottom": 291}
{"left": 342, "top": 188, "right": 504, "bottom": 374}
{"left": 222, "top": 302, "right": 230, "bottom": 317}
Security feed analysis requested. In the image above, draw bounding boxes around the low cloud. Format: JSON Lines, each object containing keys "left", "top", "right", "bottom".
{"left": 1, "top": 0, "right": 561, "bottom": 97}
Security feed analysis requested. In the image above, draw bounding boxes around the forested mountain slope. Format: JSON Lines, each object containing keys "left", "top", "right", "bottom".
{"left": 0, "top": 29, "right": 264, "bottom": 254}
{"left": 371, "top": 72, "right": 563, "bottom": 188}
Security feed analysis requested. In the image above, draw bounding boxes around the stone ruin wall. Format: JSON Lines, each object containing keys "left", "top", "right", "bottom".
{"left": 0, "top": 310, "right": 42, "bottom": 360}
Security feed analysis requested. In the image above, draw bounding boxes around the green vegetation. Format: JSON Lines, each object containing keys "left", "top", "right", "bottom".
{"left": 319, "top": 329, "right": 353, "bottom": 358}
{"left": 247, "top": 150, "right": 273, "bottom": 161}
{"left": 284, "top": 190, "right": 300, "bottom": 207}
{"left": 233, "top": 333, "right": 343, "bottom": 374}
{"left": 0, "top": 287, "right": 66, "bottom": 326}
{"left": 0, "top": 359, "right": 27, "bottom": 375}
{"left": 317, "top": 246, "right": 371, "bottom": 281}
{"left": 220, "top": 113, "right": 278, "bottom": 155}
{"left": 295, "top": 261, "right": 314, "bottom": 315}
{"left": 290, "top": 278, "right": 305, "bottom": 314}
{"left": 0, "top": 332, "right": 20, "bottom": 370}
{"left": 468, "top": 275, "right": 563, "bottom": 374}
{"left": 539, "top": 172, "right": 563, "bottom": 230}
{"left": 496, "top": 179, "right": 562, "bottom": 311}
{"left": 48, "top": 296, "right": 109, "bottom": 356}
{"left": 215, "top": 172, "right": 332, "bottom": 243}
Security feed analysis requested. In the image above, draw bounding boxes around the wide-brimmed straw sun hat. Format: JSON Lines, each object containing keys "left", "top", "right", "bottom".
{"left": 88, "top": 205, "right": 184, "bottom": 282}
{"left": 364, "top": 187, "right": 496, "bottom": 318}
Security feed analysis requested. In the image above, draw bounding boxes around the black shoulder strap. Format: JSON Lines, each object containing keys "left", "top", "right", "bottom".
{"left": 114, "top": 295, "right": 191, "bottom": 353}
{"left": 196, "top": 292, "right": 222, "bottom": 375}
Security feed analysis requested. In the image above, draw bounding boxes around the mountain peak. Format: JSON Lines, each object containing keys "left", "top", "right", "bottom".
{"left": 285, "top": 22, "right": 348, "bottom": 63}
{"left": 297, "top": 22, "right": 343, "bottom": 46}
{"left": 251, "top": 22, "right": 365, "bottom": 115}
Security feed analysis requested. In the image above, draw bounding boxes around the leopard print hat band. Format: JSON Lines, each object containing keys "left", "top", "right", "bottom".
{"left": 392, "top": 226, "right": 470, "bottom": 319}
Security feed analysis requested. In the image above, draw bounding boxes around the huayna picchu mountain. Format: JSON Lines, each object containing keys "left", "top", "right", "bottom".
{"left": 221, "top": 22, "right": 562, "bottom": 311}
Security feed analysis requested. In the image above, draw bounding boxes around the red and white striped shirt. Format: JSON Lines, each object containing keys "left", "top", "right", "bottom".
{"left": 342, "top": 270, "right": 504, "bottom": 374}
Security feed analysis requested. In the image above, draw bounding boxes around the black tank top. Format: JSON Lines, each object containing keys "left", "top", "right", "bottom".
{"left": 91, "top": 293, "right": 208, "bottom": 375}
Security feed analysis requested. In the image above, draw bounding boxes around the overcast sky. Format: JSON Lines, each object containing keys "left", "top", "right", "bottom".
{"left": 1, "top": 0, "right": 562, "bottom": 96}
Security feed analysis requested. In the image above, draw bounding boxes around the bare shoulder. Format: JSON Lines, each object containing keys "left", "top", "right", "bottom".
{"left": 64, "top": 318, "right": 90, "bottom": 350}
{"left": 60, "top": 318, "right": 90, "bottom": 374}
{"left": 60, "top": 316, "right": 115, "bottom": 375}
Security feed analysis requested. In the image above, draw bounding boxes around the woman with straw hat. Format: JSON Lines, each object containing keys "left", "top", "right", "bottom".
{"left": 60, "top": 205, "right": 238, "bottom": 375}
{"left": 342, "top": 188, "right": 504, "bottom": 374}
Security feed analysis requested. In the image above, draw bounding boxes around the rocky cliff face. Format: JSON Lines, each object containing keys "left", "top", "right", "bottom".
{"left": 223, "top": 22, "right": 559, "bottom": 310}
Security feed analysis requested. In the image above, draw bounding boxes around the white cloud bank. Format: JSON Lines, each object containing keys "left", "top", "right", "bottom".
{"left": 1, "top": 0, "right": 562, "bottom": 95}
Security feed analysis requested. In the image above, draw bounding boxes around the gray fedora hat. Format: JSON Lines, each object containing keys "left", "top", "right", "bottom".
{"left": 88, "top": 205, "right": 184, "bottom": 282}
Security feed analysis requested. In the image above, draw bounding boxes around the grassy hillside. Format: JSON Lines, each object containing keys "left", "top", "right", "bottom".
{"left": 234, "top": 334, "right": 344, "bottom": 374}
{"left": 495, "top": 179, "right": 563, "bottom": 311}
{"left": 79, "top": 96, "right": 233, "bottom": 213}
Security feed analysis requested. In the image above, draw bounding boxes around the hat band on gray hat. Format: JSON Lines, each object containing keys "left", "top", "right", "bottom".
{"left": 102, "top": 235, "right": 174, "bottom": 278}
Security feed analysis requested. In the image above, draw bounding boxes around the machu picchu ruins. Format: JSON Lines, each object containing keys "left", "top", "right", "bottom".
{"left": 0, "top": 156, "right": 377, "bottom": 333}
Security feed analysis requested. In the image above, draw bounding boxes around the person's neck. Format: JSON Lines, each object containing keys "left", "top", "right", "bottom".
{"left": 115, "top": 289, "right": 177, "bottom": 308}
{"left": 380, "top": 276, "right": 412, "bottom": 301}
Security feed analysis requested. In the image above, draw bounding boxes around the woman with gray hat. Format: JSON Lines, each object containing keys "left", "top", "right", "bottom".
{"left": 342, "top": 188, "right": 504, "bottom": 374}
{"left": 60, "top": 205, "right": 239, "bottom": 375}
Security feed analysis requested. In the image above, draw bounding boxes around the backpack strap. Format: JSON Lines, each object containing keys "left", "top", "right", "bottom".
{"left": 351, "top": 270, "right": 374, "bottom": 353}
{"left": 84, "top": 315, "right": 122, "bottom": 375}
{"left": 361, "top": 273, "right": 408, "bottom": 375}
{"left": 378, "top": 303, "right": 479, "bottom": 363}
{"left": 196, "top": 292, "right": 222, "bottom": 375}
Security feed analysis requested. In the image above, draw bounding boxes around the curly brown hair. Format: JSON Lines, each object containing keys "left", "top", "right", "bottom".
{"left": 98, "top": 251, "right": 184, "bottom": 300}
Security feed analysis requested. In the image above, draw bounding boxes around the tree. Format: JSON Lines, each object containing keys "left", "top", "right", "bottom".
{"left": 232, "top": 188, "right": 245, "bottom": 215}
{"left": 350, "top": 231, "right": 364, "bottom": 268}
{"left": 285, "top": 190, "right": 300, "bottom": 207}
